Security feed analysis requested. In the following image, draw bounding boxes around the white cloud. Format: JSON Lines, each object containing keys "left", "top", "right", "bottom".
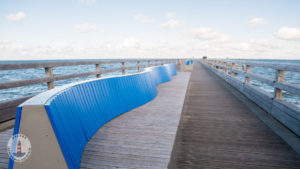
{"left": 182, "top": 28, "right": 230, "bottom": 42}
{"left": 0, "top": 40, "right": 15, "bottom": 45}
{"left": 276, "top": 27, "right": 300, "bottom": 41}
{"left": 134, "top": 13, "right": 154, "bottom": 24}
{"left": 0, "top": 40, "right": 14, "bottom": 49}
{"left": 248, "top": 17, "right": 266, "bottom": 27}
{"left": 73, "top": 24, "right": 102, "bottom": 33}
{"left": 249, "top": 39, "right": 281, "bottom": 49}
{"left": 123, "top": 38, "right": 141, "bottom": 49}
{"left": 5, "top": 12, "right": 26, "bottom": 22}
{"left": 0, "top": 38, "right": 298, "bottom": 60}
{"left": 233, "top": 42, "right": 251, "bottom": 51}
{"left": 165, "top": 12, "right": 175, "bottom": 18}
{"left": 79, "top": 0, "right": 96, "bottom": 5}
{"left": 161, "top": 19, "right": 182, "bottom": 29}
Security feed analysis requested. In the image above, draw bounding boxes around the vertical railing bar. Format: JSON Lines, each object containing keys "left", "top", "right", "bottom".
{"left": 137, "top": 60, "right": 141, "bottom": 72}
{"left": 224, "top": 62, "right": 228, "bottom": 74}
{"left": 45, "top": 67, "right": 54, "bottom": 90}
{"left": 274, "top": 70, "right": 285, "bottom": 99}
{"left": 244, "top": 65, "right": 251, "bottom": 84}
{"left": 231, "top": 63, "right": 236, "bottom": 77}
{"left": 96, "top": 64, "right": 101, "bottom": 78}
{"left": 122, "top": 61, "right": 126, "bottom": 75}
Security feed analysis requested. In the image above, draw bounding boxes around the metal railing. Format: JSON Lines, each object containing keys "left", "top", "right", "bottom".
{"left": 0, "top": 59, "right": 177, "bottom": 122}
{"left": 201, "top": 59, "right": 300, "bottom": 137}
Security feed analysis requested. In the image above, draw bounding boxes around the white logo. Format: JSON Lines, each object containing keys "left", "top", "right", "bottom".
{"left": 7, "top": 134, "right": 31, "bottom": 162}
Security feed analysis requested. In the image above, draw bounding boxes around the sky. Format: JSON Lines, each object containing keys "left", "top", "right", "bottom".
{"left": 0, "top": 0, "right": 300, "bottom": 60}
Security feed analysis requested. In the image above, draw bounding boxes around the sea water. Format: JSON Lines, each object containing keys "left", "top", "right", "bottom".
{"left": 0, "top": 59, "right": 299, "bottom": 107}
{"left": 0, "top": 59, "right": 155, "bottom": 102}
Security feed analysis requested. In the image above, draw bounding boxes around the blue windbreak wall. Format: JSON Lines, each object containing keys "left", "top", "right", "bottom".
{"left": 41, "top": 64, "right": 176, "bottom": 169}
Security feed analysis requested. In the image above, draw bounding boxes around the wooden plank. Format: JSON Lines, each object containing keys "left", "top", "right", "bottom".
{"left": 271, "top": 103, "right": 300, "bottom": 136}
{"left": 218, "top": 59, "right": 300, "bottom": 73}
{"left": 275, "top": 82, "right": 300, "bottom": 96}
{"left": 272, "top": 99, "right": 300, "bottom": 121}
{"left": 245, "top": 72, "right": 274, "bottom": 86}
{"left": 0, "top": 128, "right": 12, "bottom": 168}
{"left": 0, "top": 60, "right": 140, "bottom": 70}
{"left": 0, "top": 96, "right": 33, "bottom": 123}
{"left": 0, "top": 59, "right": 175, "bottom": 70}
{"left": 0, "top": 68, "right": 124, "bottom": 90}
{"left": 0, "top": 77, "right": 50, "bottom": 90}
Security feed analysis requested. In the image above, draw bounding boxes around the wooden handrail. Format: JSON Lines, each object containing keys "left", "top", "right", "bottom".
{"left": 0, "top": 59, "right": 177, "bottom": 123}
{"left": 203, "top": 59, "right": 300, "bottom": 99}
{"left": 217, "top": 59, "right": 300, "bottom": 72}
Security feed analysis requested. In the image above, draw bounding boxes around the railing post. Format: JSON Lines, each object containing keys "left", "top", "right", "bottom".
{"left": 148, "top": 60, "right": 151, "bottom": 67}
{"left": 96, "top": 64, "right": 101, "bottom": 78}
{"left": 224, "top": 62, "right": 228, "bottom": 74}
{"left": 137, "top": 61, "right": 141, "bottom": 72}
{"left": 231, "top": 63, "right": 236, "bottom": 77}
{"left": 274, "top": 70, "right": 285, "bottom": 99}
{"left": 244, "top": 65, "right": 251, "bottom": 84}
{"left": 155, "top": 60, "right": 158, "bottom": 66}
{"left": 216, "top": 61, "right": 220, "bottom": 69}
{"left": 122, "top": 61, "right": 126, "bottom": 75}
{"left": 45, "top": 67, "right": 54, "bottom": 90}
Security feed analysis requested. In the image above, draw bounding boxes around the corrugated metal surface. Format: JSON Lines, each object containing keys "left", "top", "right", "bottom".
{"left": 9, "top": 64, "right": 176, "bottom": 169}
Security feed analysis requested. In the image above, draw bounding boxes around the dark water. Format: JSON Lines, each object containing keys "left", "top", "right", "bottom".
{"left": 0, "top": 59, "right": 299, "bottom": 107}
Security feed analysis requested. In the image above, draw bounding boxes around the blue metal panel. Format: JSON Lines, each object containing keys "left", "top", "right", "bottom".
{"left": 185, "top": 60, "right": 190, "bottom": 65}
{"left": 10, "top": 64, "right": 177, "bottom": 169}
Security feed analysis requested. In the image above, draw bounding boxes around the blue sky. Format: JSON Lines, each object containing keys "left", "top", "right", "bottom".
{"left": 1, "top": 0, "right": 300, "bottom": 60}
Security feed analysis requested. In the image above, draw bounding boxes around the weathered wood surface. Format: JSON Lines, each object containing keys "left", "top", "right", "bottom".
{"left": 80, "top": 72, "right": 190, "bottom": 169}
{"left": 217, "top": 59, "right": 300, "bottom": 72}
{"left": 0, "top": 60, "right": 138, "bottom": 70}
{"left": 0, "top": 96, "right": 33, "bottom": 123}
{"left": 168, "top": 63, "right": 300, "bottom": 169}
{"left": 0, "top": 128, "right": 12, "bottom": 168}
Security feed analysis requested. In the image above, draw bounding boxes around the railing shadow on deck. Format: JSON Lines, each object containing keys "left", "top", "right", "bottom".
{"left": 201, "top": 59, "right": 300, "bottom": 154}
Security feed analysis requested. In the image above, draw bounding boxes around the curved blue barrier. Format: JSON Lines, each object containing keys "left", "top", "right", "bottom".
{"left": 185, "top": 60, "right": 190, "bottom": 65}
{"left": 10, "top": 64, "right": 177, "bottom": 169}
{"left": 185, "top": 59, "right": 193, "bottom": 65}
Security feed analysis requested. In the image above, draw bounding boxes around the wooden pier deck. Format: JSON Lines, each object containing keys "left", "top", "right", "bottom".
{"left": 168, "top": 63, "right": 300, "bottom": 169}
